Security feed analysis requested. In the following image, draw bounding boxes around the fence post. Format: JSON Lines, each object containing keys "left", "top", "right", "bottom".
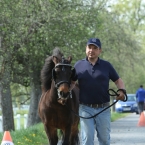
{"left": 24, "top": 114, "right": 28, "bottom": 129}
{"left": 0, "top": 114, "right": 28, "bottom": 132}
{"left": 0, "top": 116, "right": 3, "bottom": 132}
{"left": 16, "top": 114, "right": 21, "bottom": 130}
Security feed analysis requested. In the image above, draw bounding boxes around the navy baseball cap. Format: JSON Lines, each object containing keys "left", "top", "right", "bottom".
{"left": 87, "top": 38, "right": 101, "bottom": 48}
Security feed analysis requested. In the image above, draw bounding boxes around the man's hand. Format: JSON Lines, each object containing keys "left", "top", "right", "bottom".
{"left": 116, "top": 90, "right": 125, "bottom": 101}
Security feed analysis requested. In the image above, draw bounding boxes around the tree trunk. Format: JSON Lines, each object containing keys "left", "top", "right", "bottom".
{"left": 0, "top": 73, "right": 15, "bottom": 131}
{"left": 26, "top": 81, "right": 41, "bottom": 127}
{"left": 0, "top": 86, "right": 2, "bottom": 108}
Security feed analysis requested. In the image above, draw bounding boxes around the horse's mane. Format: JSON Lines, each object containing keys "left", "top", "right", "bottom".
{"left": 40, "top": 47, "right": 63, "bottom": 92}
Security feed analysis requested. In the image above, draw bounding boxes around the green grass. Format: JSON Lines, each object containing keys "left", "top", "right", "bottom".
{"left": 0, "top": 123, "right": 48, "bottom": 145}
{"left": 111, "top": 112, "right": 130, "bottom": 122}
{"left": 0, "top": 112, "right": 130, "bottom": 145}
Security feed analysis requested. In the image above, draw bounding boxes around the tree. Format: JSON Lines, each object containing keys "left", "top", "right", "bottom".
{"left": 107, "top": 0, "right": 145, "bottom": 92}
{"left": 1, "top": 0, "right": 144, "bottom": 131}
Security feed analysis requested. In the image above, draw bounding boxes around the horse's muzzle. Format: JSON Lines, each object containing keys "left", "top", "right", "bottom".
{"left": 57, "top": 97, "right": 68, "bottom": 105}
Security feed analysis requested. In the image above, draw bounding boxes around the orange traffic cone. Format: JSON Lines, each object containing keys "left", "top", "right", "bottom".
{"left": 1, "top": 131, "right": 14, "bottom": 145}
{"left": 137, "top": 112, "right": 145, "bottom": 127}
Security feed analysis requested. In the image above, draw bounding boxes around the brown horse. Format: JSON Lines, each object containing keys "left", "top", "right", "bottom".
{"left": 38, "top": 48, "right": 80, "bottom": 145}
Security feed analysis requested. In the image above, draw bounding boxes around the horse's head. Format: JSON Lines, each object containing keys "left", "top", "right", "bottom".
{"left": 52, "top": 55, "right": 73, "bottom": 105}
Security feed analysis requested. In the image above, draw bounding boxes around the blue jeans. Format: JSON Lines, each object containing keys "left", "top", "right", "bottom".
{"left": 79, "top": 104, "right": 111, "bottom": 145}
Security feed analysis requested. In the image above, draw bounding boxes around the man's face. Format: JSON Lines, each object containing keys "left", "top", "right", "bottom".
{"left": 86, "top": 44, "right": 102, "bottom": 59}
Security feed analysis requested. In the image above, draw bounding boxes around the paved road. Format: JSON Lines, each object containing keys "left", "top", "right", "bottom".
{"left": 95, "top": 111, "right": 145, "bottom": 145}
{"left": 58, "top": 112, "right": 145, "bottom": 145}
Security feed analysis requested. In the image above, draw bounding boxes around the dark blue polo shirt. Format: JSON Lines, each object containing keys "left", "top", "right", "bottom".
{"left": 72, "top": 57, "right": 119, "bottom": 104}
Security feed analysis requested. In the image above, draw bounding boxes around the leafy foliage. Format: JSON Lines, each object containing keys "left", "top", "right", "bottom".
{"left": 1, "top": 0, "right": 145, "bottom": 130}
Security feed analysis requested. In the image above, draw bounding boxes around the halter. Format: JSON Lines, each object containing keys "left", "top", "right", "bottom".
{"left": 52, "top": 57, "right": 73, "bottom": 104}
{"left": 52, "top": 63, "right": 73, "bottom": 88}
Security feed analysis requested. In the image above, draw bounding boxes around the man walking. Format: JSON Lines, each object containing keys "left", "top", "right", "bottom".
{"left": 136, "top": 85, "right": 145, "bottom": 115}
{"left": 72, "top": 38, "right": 126, "bottom": 145}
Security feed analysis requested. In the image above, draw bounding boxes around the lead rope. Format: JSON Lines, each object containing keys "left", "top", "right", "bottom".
{"left": 65, "top": 89, "right": 128, "bottom": 119}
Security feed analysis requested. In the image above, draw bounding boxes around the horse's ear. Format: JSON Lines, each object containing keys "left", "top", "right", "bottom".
{"left": 52, "top": 56, "right": 60, "bottom": 65}
{"left": 68, "top": 56, "right": 72, "bottom": 63}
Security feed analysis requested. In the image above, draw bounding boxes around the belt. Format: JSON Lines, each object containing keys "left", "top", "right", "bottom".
{"left": 80, "top": 102, "right": 110, "bottom": 108}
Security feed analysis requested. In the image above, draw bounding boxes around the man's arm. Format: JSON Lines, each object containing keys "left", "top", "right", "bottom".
{"left": 114, "top": 78, "right": 126, "bottom": 101}
{"left": 136, "top": 91, "right": 138, "bottom": 98}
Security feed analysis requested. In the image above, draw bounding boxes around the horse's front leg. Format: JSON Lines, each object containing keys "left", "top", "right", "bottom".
{"left": 44, "top": 125, "right": 58, "bottom": 145}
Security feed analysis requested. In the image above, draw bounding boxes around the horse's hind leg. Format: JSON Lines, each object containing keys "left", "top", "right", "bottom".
{"left": 61, "top": 128, "right": 71, "bottom": 145}
{"left": 70, "top": 132, "right": 79, "bottom": 145}
{"left": 44, "top": 125, "right": 58, "bottom": 145}
{"left": 70, "top": 124, "right": 80, "bottom": 145}
{"left": 62, "top": 126, "right": 79, "bottom": 145}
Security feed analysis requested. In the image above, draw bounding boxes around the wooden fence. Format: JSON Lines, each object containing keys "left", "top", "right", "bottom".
{"left": 0, "top": 114, "right": 28, "bottom": 132}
